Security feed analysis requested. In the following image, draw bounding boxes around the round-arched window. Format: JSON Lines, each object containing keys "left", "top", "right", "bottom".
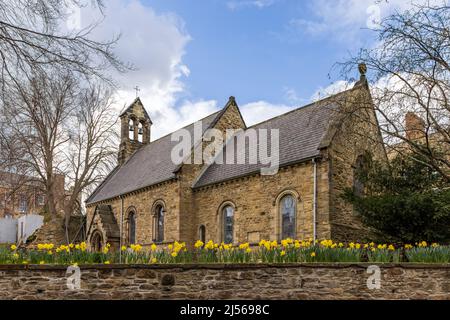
{"left": 280, "top": 195, "right": 296, "bottom": 239}
{"left": 199, "top": 225, "right": 206, "bottom": 243}
{"left": 153, "top": 205, "right": 165, "bottom": 243}
{"left": 128, "top": 212, "right": 136, "bottom": 245}
{"left": 222, "top": 206, "right": 234, "bottom": 244}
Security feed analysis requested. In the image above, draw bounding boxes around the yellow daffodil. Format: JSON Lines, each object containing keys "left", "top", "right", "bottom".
{"left": 151, "top": 243, "right": 157, "bottom": 251}
{"left": 239, "top": 243, "right": 250, "bottom": 250}
{"left": 10, "top": 244, "right": 17, "bottom": 251}
{"left": 388, "top": 245, "right": 395, "bottom": 251}
{"left": 121, "top": 245, "right": 127, "bottom": 251}
{"left": 171, "top": 252, "right": 178, "bottom": 258}
{"left": 204, "top": 240, "right": 215, "bottom": 250}
{"left": 12, "top": 253, "right": 19, "bottom": 259}
{"left": 195, "top": 240, "right": 204, "bottom": 248}
{"left": 151, "top": 258, "right": 157, "bottom": 264}
{"left": 280, "top": 250, "right": 286, "bottom": 256}
{"left": 39, "top": 261, "right": 45, "bottom": 265}
{"left": 47, "top": 250, "right": 53, "bottom": 255}
{"left": 311, "top": 252, "right": 316, "bottom": 257}
{"left": 104, "top": 261, "right": 110, "bottom": 265}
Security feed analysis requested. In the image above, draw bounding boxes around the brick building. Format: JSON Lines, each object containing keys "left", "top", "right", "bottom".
{"left": 0, "top": 171, "right": 65, "bottom": 219}
{"left": 86, "top": 67, "right": 386, "bottom": 250}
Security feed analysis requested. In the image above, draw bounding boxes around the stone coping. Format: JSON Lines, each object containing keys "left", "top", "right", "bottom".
{"left": 0, "top": 262, "right": 449, "bottom": 271}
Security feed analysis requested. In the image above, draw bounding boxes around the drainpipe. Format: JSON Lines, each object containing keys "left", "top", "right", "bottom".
{"left": 312, "top": 158, "right": 318, "bottom": 244}
{"left": 120, "top": 196, "right": 124, "bottom": 263}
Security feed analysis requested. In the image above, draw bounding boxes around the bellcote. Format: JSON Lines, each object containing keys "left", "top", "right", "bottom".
{"left": 118, "top": 97, "right": 152, "bottom": 165}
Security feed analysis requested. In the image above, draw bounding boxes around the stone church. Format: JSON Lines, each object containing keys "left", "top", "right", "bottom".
{"left": 86, "top": 66, "right": 386, "bottom": 250}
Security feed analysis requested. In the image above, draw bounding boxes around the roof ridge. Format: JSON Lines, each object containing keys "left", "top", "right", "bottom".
{"left": 247, "top": 85, "right": 360, "bottom": 129}
{"left": 141, "top": 109, "right": 222, "bottom": 146}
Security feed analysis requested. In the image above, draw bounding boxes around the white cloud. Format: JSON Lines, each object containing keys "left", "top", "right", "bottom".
{"left": 311, "top": 80, "right": 354, "bottom": 101}
{"left": 240, "top": 101, "right": 294, "bottom": 126}
{"left": 227, "top": 0, "right": 276, "bottom": 10}
{"left": 74, "top": 1, "right": 360, "bottom": 139}
{"left": 288, "top": 0, "right": 445, "bottom": 44}
{"left": 76, "top": 0, "right": 226, "bottom": 139}
{"left": 74, "top": 0, "right": 298, "bottom": 139}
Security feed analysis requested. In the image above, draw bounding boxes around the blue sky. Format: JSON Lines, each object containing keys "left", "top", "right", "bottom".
{"left": 144, "top": 0, "right": 374, "bottom": 105}
{"left": 82, "top": 0, "right": 422, "bottom": 138}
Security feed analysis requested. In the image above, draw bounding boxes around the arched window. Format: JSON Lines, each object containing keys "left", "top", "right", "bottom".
{"left": 199, "top": 225, "right": 206, "bottom": 243}
{"left": 137, "top": 122, "right": 143, "bottom": 143}
{"left": 280, "top": 195, "right": 296, "bottom": 239}
{"left": 153, "top": 205, "right": 165, "bottom": 243}
{"left": 91, "top": 230, "right": 103, "bottom": 252}
{"left": 127, "top": 212, "right": 136, "bottom": 245}
{"left": 128, "top": 119, "right": 135, "bottom": 140}
{"left": 222, "top": 206, "right": 234, "bottom": 244}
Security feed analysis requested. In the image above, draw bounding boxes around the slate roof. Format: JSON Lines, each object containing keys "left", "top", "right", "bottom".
{"left": 193, "top": 92, "right": 346, "bottom": 188}
{"left": 87, "top": 86, "right": 359, "bottom": 204}
{"left": 86, "top": 111, "right": 221, "bottom": 204}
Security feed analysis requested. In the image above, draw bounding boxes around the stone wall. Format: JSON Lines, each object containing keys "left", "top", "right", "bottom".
{"left": 86, "top": 179, "right": 180, "bottom": 248}
{"left": 0, "top": 263, "right": 449, "bottom": 300}
{"left": 178, "top": 101, "right": 246, "bottom": 245}
{"left": 327, "top": 86, "right": 387, "bottom": 242}
{"left": 193, "top": 160, "right": 331, "bottom": 244}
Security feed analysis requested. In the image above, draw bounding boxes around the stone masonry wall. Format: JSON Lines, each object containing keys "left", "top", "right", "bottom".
{"left": 86, "top": 179, "right": 180, "bottom": 248}
{"left": 0, "top": 263, "right": 449, "bottom": 300}
{"left": 193, "top": 159, "right": 330, "bottom": 244}
{"left": 327, "top": 86, "right": 387, "bottom": 242}
{"left": 178, "top": 102, "right": 247, "bottom": 245}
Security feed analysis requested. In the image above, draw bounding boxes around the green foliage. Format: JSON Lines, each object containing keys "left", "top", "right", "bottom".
{"left": 405, "top": 246, "right": 450, "bottom": 263}
{"left": 344, "top": 154, "right": 450, "bottom": 243}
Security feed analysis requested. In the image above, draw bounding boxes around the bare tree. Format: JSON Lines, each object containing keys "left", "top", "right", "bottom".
{"left": 2, "top": 70, "right": 118, "bottom": 242}
{"left": 2, "top": 71, "right": 77, "bottom": 217}
{"left": 339, "top": 1, "right": 450, "bottom": 181}
{"left": 0, "top": 0, "right": 127, "bottom": 91}
{"left": 62, "top": 84, "right": 118, "bottom": 241}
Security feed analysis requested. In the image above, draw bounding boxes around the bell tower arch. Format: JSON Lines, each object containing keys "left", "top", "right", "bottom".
{"left": 118, "top": 97, "right": 152, "bottom": 165}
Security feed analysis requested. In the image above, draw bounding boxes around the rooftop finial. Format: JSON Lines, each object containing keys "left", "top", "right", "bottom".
{"left": 134, "top": 85, "right": 140, "bottom": 98}
{"left": 354, "top": 63, "right": 368, "bottom": 88}
{"left": 358, "top": 63, "right": 367, "bottom": 77}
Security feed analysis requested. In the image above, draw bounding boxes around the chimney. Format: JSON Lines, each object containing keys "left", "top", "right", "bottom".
{"left": 405, "top": 112, "right": 425, "bottom": 141}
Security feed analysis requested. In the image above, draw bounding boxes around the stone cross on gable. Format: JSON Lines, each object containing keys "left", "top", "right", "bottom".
{"left": 134, "top": 86, "right": 140, "bottom": 98}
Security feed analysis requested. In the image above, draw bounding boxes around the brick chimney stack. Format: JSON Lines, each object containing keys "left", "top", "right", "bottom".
{"left": 405, "top": 112, "right": 426, "bottom": 141}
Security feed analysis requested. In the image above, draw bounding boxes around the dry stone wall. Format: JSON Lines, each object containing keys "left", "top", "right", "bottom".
{"left": 0, "top": 264, "right": 449, "bottom": 300}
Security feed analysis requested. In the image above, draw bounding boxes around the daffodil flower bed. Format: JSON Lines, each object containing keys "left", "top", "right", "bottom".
{"left": 0, "top": 240, "right": 449, "bottom": 265}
